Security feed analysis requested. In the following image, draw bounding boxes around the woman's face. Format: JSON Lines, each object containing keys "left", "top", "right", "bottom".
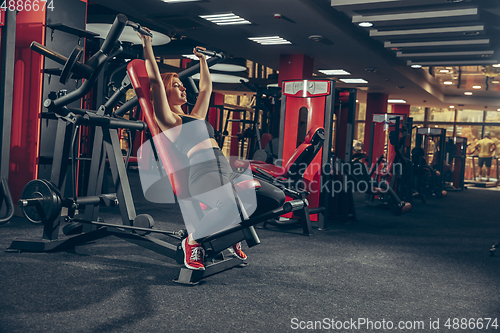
{"left": 167, "top": 78, "right": 187, "bottom": 106}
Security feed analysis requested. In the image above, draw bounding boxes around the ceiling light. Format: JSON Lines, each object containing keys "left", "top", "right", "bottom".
{"left": 464, "top": 92, "right": 473, "bottom": 95}
{"left": 358, "top": 22, "right": 373, "bottom": 27}
{"left": 210, "top": 63, "right": 247, "bottom": 72}
{"left": 332, "top": 0, "right": 398, "bottom": 5}
{"left": 473, "top": 85, "right": 482, "bottom": 89}
{"left": 370, "top": 25, "right": 484, "bottom": 37}
{"left": 183, "top": 54, "right": 211, "bottom": 60}
{"left": 388, "top": 99, "right": 407, "bottom": 104}
{"left": 443, "top": 81, "right": 454, "bottom": 85}
{"left": 385, "top": 39, "right": 489, "bottom": 48}
{"left": 191, "top": 73, "right": 249, "bottom": 83}
{"left": 339, "top": 78, "right": 368, "bottom": 84}
{"left": 397, "top": 50, "right": 494, "bottom": 58}
{"left": 248, "top": 36, "right": 291, "bottom": 45}
{"left": 200, "top": 13, "right": 251, "bottom": 26}
{"left": 408, "top": 60, "right": 498, "bottom": 66}
{"left": 161, "top": 0, "right": 200, "bottom": 2}
{"left": 492, "top": 64, "right": 500, "bottom": 68}
{"left": 411, "top": 64, "right": 422, "bottom": 68}
{"left": 491, "top": 80, "right": 500, "bottom": 84}
{"left": 450, "top": 106, "right": 455, "bottom": 108}
{"left": 86, "top": 24, "right": 171, "bottom": 46}
{"left": 353, "top": 8, "right": 477, "bottom": 23}
{"left": 440, "top": 69, "right": 450, "bottom": 73}
{"left": 319, "top": 69, "right": 351, "bottom": 75}
{"left": 497, "top": 108, "right": 500, "bottom": 111}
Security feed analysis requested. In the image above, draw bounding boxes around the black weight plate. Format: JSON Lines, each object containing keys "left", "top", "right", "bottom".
{"left": 133, "top": 214, "right": 155, "bottom": 235}
{"left": 20, "top": 179, "right": 61, "bottom": 224}
{"left": 60, "top": 45, "right": 83, "bottom": 84}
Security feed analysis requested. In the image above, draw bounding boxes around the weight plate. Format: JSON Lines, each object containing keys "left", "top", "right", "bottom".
{"left": 133, "top": 214, "right": 155, "bottom": 235}
{"left": 20, "top": 179, "right": 61, "bottom": 224}
{"left": 60, "top": 45, "right": 83, "bottom": 84}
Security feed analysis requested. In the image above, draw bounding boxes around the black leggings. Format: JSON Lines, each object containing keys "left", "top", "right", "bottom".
{"left": 187, "top": 148, "right": 285, "bottom": 240}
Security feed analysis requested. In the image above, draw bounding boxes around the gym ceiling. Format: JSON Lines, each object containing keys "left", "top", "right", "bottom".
{"left": 88, "top": 0, "right": 500, "bottom": 111}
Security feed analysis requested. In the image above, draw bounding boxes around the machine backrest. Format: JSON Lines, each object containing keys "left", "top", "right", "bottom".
{"left": 284, "top": 126, "right": 325, "bottom": 178}
{"left": 127, "top": 59, "right": 189, "bottom": 198}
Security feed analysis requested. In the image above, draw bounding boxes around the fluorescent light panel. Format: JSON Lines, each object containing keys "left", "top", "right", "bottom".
{"left": 388, "top": 99, "right": 407, "bottom": 103}
{"left": 331, "top": 0, "right": 398, "bottom": 6}
{"left": 191, "top": 73, "right": 249, "bottom": 83}
{"left": 339, "top": 78, "right": 368, "bottom": 84}
{"left": 397, "top": 50, "right": 494, "bottom": 57}
{"left": 182, "top": 54, "right": 211, "bottom": 60}
{"left": 319, "top": 69, "right": 351, "bottom": 75}
{"left": 408, "top": 59, "right": 498, "bottom": 66}
{"left": 353, "top": 8, "right": 477, "bottom": 23}
{"left": 200, "top": 13, "right": 251, "bottom": 26}
{"left": 249, "top": 36, "right": 291, "bottom": 45}
{"left": 385, "top": 39, "right": 489, "bottom": 48}
{"left": 370, "top": 25, "right": 484, "bottom": 37}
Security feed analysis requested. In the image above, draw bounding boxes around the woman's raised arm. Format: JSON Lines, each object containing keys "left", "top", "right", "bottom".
{"left": 138, "top": 31, "right": 179, "bottom": 129}
{"left": 190, "top": 47, "right": 213, "bottom": 119}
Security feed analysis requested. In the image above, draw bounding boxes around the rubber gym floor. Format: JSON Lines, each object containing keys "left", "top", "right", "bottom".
{"left": 1, "top": 170, "right": 500, "bottom": 333}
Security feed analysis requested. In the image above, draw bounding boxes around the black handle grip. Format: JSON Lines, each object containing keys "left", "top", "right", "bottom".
{"left": 127, "top": 21, "right": 153, "bottom": 37}
{"left": 100, "top": 14, "right": 128, "bottom": 55}
{"left": 195, "top": 48, "right": 225, "bottom": 59}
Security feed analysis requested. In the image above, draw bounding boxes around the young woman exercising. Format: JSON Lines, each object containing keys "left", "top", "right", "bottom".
{"left": 138, "top": 31, "right": 285, "bottom": 270}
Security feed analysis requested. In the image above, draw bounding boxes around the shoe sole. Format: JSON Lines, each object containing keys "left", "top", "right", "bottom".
{"left": 228, "top": 247, "right": 247, "bottom": 260}
{"left": 181, "top": 239, "right": 205, "bottom": 270}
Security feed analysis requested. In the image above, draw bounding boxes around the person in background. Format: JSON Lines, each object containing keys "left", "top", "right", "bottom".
{"left": 469, "top": 132, "right": 497, "bottom": 182}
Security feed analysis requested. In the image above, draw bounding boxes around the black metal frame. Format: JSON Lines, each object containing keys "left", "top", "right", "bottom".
{"left": 362, "top": 114, "right": 412, "bottom": 214}
{"left": 444, "top": 136, "right": 467, "bottom": 191}
{"left": 0, "top": 10, "right": 16, "bottom": 224}
{"left": 414, "top": 127, "right": 447, "bottom": 197}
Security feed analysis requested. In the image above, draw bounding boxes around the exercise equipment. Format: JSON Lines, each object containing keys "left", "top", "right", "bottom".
{"left": 9, "top": 16, "right": 307, "bottom": 285}
{"left": 273, "top": 79, "right": 335, "bottom": 230}
{"left": 467, "top": 155, "right": 499, "bottom": 188}
{"left": 362, "top": 114, "right": 412, "bottom": 214}
{"left": 215, "top": 105, "right": 261, "bottom": 159}
{"left": 0, "top": 10, "right": 15, "bottom": 225}
{"left": 413, "top": 128, "right": 448, "bottom": 198}
{"left": 128, "top": 58, "right": 307, "bottom": 284}
{"left": 444, "top": 136, "right": 467, "bottom": 191}
{"left": 244, "top": 126, "right": 325, "bottom": 234}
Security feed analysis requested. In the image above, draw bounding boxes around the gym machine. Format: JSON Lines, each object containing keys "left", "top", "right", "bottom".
{"left": 0, "top": 10, "right": 16, "bottom": 225}
{"left": 468, "top": 156, "right": 499, "bottom": 188}
{"left": 444, "top": 136, "right": 467, "bottom": 191}
{"left": 215, "top": 105, "right": 261, "bottom": 159}
{"left": 412, "top": 128, "right": 448, "bottom": 198}
{"left": 8, "top": 14, "right": 307, "bottom": 285}
{"left": 356, "top": 114, "right": 412, "bottom": 215}
{"left": 250, "top": 79, "right": 336, "bottom": 232}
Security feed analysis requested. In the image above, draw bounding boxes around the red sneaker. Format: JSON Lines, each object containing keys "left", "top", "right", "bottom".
{"left": 181, "top": 238, "right": 205, "bottom": 270}
{"left": 228, "top": 242, "right": 247, "bottom": 260}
